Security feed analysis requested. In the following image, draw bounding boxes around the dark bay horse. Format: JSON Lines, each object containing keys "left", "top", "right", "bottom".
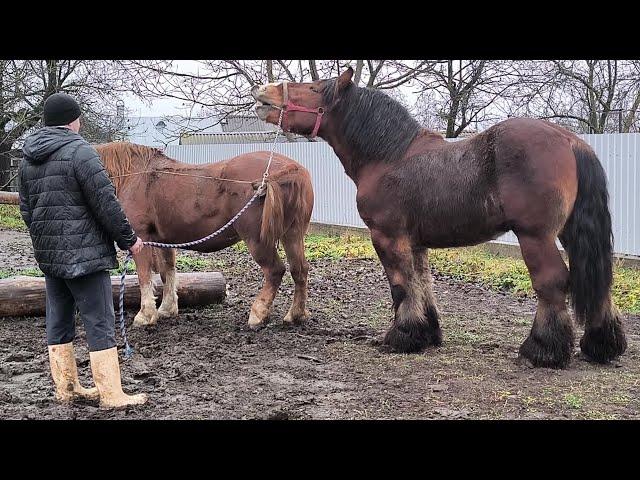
{"left": 252, "top": 67, "right": 627, "bottom": 369}
{"left": 96, "top": 143, "right": 314, "bottom": 330}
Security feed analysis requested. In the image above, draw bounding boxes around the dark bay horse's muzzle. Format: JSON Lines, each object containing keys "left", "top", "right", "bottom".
{"left": 252, "top": 82, "right": 325, "bottom": 138}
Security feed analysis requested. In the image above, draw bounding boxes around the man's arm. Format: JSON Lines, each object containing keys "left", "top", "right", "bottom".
{"left": 18, "top": 163, "right": 32, "bottom": 229}
{"left": 72, "top": 144, "right": 137, "bottom": 251}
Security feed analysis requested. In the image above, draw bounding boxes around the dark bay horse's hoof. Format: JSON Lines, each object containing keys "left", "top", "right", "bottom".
{"left": 580, "top": 318, "right": 627, "bottom": 364}
{"left": 518, "top": 333, "right": 573, "bottom": 369}
{"left": 382, "top": 324, "right": 442, "bottom": 354}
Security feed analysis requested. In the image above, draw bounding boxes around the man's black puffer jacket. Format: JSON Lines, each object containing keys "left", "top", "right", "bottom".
{"left": 19, "top": 127, "right": 137, "bottom": 279}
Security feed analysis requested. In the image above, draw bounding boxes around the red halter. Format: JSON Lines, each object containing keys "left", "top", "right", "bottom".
{"left": 281, "top": 81, "right": 325, "bottom": 139}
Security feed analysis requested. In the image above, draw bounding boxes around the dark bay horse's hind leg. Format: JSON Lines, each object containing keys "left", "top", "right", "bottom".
{"left": 371, "top": 229, "right": 442, "bottom": 353}
{"left": 517, "top": 233, "right": 574, "bottom": 368}
{"left": 245, "top": 238, "right": 286, "bottom": 329}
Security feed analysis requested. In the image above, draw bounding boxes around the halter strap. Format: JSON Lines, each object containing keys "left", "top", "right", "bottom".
{"left": 281, "top": 81, "right": 324, "bottom": 139}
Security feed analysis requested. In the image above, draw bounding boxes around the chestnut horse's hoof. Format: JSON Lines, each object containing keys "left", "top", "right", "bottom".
{"left": 157, "top": 305, "right": 178, "bottom": 319}
{"left": 248, "top": 312, "right": 267, "bottom": 330}
{"left": 133, "top": 311, "right": 158, "bottom": 327}
{"left": 284, "top": 309, "right": 309, "bottom": 325}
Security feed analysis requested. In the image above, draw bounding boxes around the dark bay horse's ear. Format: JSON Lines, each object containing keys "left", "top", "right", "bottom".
{"left": 337, "top": 67, "right": 354, "bottom": 91}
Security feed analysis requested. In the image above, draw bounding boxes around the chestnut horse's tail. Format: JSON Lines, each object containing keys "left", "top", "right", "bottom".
{"left": 260, "top": 179, "right": 286, "bottom": 250}
{"left": 559, "top": 144, "right": 614, "bottom": 325}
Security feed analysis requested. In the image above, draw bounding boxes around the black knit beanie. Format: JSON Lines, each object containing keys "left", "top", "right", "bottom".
{"left": 43, "top": 93, "right": 82, "bottom": 126}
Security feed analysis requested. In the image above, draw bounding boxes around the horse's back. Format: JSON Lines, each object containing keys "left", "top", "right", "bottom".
{"left": 212, "top": 151, "right": 310, "bottom": 182}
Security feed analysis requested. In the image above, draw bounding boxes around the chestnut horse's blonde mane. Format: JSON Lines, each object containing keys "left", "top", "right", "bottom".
{"left": 95, "top": 142, "right": 165, "bottom": 192}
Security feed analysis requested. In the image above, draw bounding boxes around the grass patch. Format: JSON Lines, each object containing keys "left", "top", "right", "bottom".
{"left": 564, "top": 393, "right": 583, "bottom": 409}
{"left": 111, "top": 262, "right": 137, "bottom": 275}
{"left": 429, "top": 248, "right": 532, "bottom": 296}
{"left": 232, "top": 234, "right": 376, "bottom": 261}
{"left": 0, "top": 267, "right": 43, "bottom": 278}
{"left": 0, "top": 205, "right": 26, "bottom": 232}
{"left": 302, "top": 234, "right": 376, "bottom": 260}
{"left": 110, "top": 255, "right": 222, "bottom": 276}
{"left": 19, "top": 267, "right": 43, "bottom": 277}
{"left": 176, "top": 255, "right": 214, "bottom": 272}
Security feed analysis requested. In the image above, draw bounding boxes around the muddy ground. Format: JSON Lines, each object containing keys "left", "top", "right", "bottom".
{"left": 1, "top": 227, "right": 639, "bottom": 420}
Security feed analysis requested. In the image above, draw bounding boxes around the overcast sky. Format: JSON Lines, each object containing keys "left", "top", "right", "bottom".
{"left": 122, "top": 60, "right": 205, "bottom": 117}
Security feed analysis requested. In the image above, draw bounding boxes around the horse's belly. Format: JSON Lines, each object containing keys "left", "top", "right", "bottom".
{"left": 419, "top": 223, "right": 508, "bottom": 248}
{"left": 153, "top": 219, "right": 240, "bottom": 252}
{"left": 414, "top": 194, "right": 508, "bottom": 248}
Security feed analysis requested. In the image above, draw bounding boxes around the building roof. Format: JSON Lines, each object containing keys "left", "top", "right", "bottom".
{"left": 221, "top": 115, "right": 278, "bottom": 133}
{"left": 123, "top": 116, "right": 223, "bottom": 147}
{"left": 180, "top": 131, "right": 321, "bottom": 145}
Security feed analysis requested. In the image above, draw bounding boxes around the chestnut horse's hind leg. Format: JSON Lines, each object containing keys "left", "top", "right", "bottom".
{"left": 245, "top": 239, "right": 286, "bottom": 329}
{"left": 157, "top": 248, "right": 179, "bottom": 319}
{"left": 281, "top": 224, "right": 310, "bottom": 325}
{"left": 132, "top": 247, "right": 159, "bottom": 327}
{"left": 371, "top": 229, "right": 442, "bottom": 353}
{"left": 517, "top": 234, "right": 574, "bottom": 368}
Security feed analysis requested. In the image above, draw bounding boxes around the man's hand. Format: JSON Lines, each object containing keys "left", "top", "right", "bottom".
{"left": 129, "top": 237, "right": 144, "bottom": 255}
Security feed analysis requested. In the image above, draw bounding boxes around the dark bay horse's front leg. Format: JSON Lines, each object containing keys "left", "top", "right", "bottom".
{"left": 371, "top": 229, "right": 442, "bottom": 353}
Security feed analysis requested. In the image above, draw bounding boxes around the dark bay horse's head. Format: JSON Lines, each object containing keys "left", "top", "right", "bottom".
{"left": 251, "top": 67, "right": 354, "bottom": 137}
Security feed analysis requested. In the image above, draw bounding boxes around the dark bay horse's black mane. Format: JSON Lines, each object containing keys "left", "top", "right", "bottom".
{"left": 322, "top": 78, "right": 422, "bottom": 169}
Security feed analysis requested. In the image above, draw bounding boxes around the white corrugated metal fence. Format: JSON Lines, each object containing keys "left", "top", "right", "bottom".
{"left": 166, "top": 133, "right": 640, "bottom": 257}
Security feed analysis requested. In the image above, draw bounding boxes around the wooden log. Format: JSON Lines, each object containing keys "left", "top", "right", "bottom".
{"left": 0, "top": 272, "right": 226, "bottom": 318}
{"left": 0, "top": 191, "right": 19, "bottom": 205}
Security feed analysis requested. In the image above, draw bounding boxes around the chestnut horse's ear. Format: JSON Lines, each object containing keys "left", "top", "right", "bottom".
{"left": 337, "top": 66, "right": 354, "bottom": 90}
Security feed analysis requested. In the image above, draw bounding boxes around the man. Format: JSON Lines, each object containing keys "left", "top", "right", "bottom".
{"left": 19, "top": 92, "right": 147, "bottom": 409}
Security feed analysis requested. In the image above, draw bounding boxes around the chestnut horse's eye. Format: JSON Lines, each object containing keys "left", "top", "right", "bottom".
{"left": 310, "top": 86, "right": 319, "bottom": 93}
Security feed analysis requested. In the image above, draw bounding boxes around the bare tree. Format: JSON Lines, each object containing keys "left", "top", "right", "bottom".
{"left": 620, "top": 60, "right": 640, "bottom": 132}
{"left": 507, "top": 60, "right": 640, "bottom": 134}
{"left": 0, "top": 60, "right": 135, "bottom": 188}
{"left": 413, "top": 60, "right": 519, "bottom": 137}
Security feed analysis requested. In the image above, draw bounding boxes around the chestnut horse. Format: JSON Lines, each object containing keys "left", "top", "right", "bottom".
{"left": 252, "top": 67, "right": 627, "bottom": 369}
{"left": 95, "top": 143, "right": 314, "bottom": 330}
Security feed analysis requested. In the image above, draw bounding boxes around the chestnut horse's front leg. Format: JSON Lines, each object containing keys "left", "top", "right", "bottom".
{"left": 131, "top": 247, "right": 159, "bottom": 327}
{"left": 157, "top": 248, "right": 179, "bottom": 319}
{"left": 370, "top": 229, "right": 442, "bottom": 353}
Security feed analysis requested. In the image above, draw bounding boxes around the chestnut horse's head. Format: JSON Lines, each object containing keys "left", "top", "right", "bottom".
{"left": 252, "top": 67, "right": 355, "bottom": 138}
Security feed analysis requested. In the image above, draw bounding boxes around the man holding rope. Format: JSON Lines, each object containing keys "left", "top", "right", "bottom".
{"left": 18, "top": 92, "right": 147, "bottom": 409}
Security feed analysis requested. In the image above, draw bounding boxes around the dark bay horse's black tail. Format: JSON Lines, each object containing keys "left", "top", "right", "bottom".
{"left": 559, "top": 144, "right": 614, "bottom": 324}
